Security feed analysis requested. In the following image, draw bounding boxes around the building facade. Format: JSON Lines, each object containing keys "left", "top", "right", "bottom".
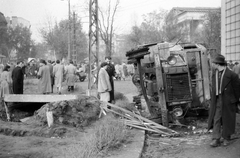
{"left": 221, "top": 0, "right": 240, "bottom": 62}
{"left": 6, "top": 16, "right": 30, "bottom": 28}
{"left": 168, "top": 7, "right": 219, "bottom": 42}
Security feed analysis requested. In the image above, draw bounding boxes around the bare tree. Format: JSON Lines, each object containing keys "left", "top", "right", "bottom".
{"left": 39, "top": 15, "right": 87, "bottom": 60}
{"left": 38, "top": 16, "right": 56, "bottom": 50}
{"left": 163, "top": 10, "right": 188, "bottom": 42}
{"left": 98, "top": 0, "right": 120, "bottom": 57}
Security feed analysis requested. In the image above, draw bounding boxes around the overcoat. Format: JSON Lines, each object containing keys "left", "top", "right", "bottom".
{"left": 208, "top": 68, "right": 240, "bottom": 138}
{"left": 106, "top": 63, "right": 115, "bottom": 102}
{"left": 47, "top": 63, "right": 54, "bottom": 86}
{"left": 37, "top": 65, "right": 52, "bottom": 94}
{"left": 65, "top": 64, "right": 77, "bottom": 86}
{"left": 53, "top": 64, "right": 64, "bottom": 88}
{"left": 12, "top": 66, "right": 24, "bottom": 94}
{"left": 232, "top": 64, "right": 240, "bottom": 78}
{"left": 98, "top": 68, "right": 112, "bottom": 93}
{"left": 0, "top": 71, "right": 12, "bottom": 98}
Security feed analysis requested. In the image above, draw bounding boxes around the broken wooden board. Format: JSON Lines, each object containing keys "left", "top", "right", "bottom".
{"left": 100, "top": 101, "right": 178, "bottom": 136}
{"left": 4, "top": 94, "right": 79, "bottom": 103}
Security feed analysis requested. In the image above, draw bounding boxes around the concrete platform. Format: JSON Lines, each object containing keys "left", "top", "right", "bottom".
{"left": 4, "top": 94, "right": 78, "bottom": 103}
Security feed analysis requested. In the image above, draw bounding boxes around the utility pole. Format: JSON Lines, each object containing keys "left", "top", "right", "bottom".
{"left": 88, "top": 0, "right": 99, "bottom": 91}
{"left": 72, "top": 11, "right": 77, "bottom": 64}
{"left": 61, "top": 0, "right": 71, "bottom": 61}
{"left": 67, "top": 0, "right": 71, "bottom": 61}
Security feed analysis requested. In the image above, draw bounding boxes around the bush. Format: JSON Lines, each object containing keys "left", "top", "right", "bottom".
{"left": 114, "top": 92, "right": 127, "bottom": 101}
{"left": 114, "top": 92, "right": 138, "bottom": 114}
{"left": 63, "top": 115, "right": 130, "bottom": 158}
{"left": 24, "top": 78, "right": 38, "bottom": 86}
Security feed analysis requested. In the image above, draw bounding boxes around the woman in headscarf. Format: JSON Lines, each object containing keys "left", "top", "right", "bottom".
{"left": 0, "top": 65, "right": 12, "bottom": 98}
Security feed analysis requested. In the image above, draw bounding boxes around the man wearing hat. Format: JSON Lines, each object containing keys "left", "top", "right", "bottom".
{"left": 208, "top": 54, "right": 240, "bottom": 147}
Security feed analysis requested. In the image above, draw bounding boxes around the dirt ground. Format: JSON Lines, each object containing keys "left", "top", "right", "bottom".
{"left": 142, "top": 114, "right": 240, "bottom": 158}
{"left": 1, "top": 78, "right": 240, "bottom": 158}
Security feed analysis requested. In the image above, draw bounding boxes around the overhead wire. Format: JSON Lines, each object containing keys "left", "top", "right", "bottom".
{"left": 117, "top": 0, "right": 163, "bottom": 12}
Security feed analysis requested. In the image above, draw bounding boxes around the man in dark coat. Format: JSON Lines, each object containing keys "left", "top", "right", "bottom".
{"left": 105, "top": 56, "right": 115, "bottom": 104}
{"left": 12, "top": 61, "right": 24, "bottom": 94}
{"left": 208, "top": 54, "right": 240, "bottom": 147}
{"left": 47, "top": 60, "right": 54, "bottom": 93}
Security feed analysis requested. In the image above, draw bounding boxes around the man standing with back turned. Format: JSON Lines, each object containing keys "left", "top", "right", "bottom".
{"left": 12, "top": 61, "right": 24, "bottom": 94}
{"left": 208, "top": 54, "right": 240, "bottom": 147}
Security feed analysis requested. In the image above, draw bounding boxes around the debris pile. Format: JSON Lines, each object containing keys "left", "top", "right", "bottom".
{"left": 34, "top": 95, "right": 101, "bottom": 127}
{"left": 101, "top": 102, "right": 178, "bottom": 136}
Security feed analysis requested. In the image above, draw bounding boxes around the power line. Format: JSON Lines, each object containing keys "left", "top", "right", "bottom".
{"left": 118, "top": 0, "right": 162, "bottom": 12}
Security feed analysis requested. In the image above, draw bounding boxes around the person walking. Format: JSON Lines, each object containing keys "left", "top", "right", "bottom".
{"left": 65, "top": 60, "right": 77, "bottom": 92}
{"left": 105, "top": 56, "right": 115, "bottom": 103}
{"left": 114, "top": 64, "right": 121, "bottom": 80}
{"left": 208, "top": 54, "right": 240, "bottom": 147}
{"left": 37, "top": 59, "right": 52, "bottom": 94}
{"left": 12, "top": 61, "right": 24, "bottom": 94}
{"left": 232, "top": 62, "right": 240, "bottom": 78}
{"left": 53, "top": 60, "right": 64, "bottom": 94}
{"left": 47, "top": 60, "right": 54, "bottom": 93}
{"left": 122, "top": 62, "right": 128, "bottom": 80}
{"left": 98, "top": 62, "right": 112, "bottom": 102}
{"left": 0, "top": 65, "right": 12, "bottom": 98}
{"left": 132, "top": 63, "right": 142, "bottom": 96}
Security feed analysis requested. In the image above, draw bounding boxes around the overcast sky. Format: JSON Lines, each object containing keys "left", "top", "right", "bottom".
{"left": 0, "top": 0, "right": 221, "bottom": 42}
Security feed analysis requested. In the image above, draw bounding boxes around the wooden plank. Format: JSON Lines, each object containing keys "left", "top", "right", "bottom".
{"left": 4, "top": 94, "right": 78, "bottom": 103}
{"left": 104, "top": 102, "right": 177, "bottom": 134}
{"left": 155, "top": 43, "right": 168, "bottom": 127}
{"left": 201, "top": 50, "right": 211, "bottom": 100}
{"left": 195, "top": 51, "right": 204, "bottom": 103}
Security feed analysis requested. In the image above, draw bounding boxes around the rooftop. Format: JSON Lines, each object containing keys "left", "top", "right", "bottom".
{"left": 172, "top": 7, "right": 220, "bottom": 16}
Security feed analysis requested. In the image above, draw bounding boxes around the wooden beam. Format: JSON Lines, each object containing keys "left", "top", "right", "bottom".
{"left": 4, "top": 94, "right": 78, "bottom": 103}
{"left": 154, "top": 43, "right": 169, "bottom": 127}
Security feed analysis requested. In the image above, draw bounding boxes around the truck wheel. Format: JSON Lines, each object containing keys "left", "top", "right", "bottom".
{"left": 80, "top": 78, "right": 85, "bottom": 82}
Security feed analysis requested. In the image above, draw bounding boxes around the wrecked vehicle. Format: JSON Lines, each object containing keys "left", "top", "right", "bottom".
{"left": 126, "top": 42, "right": 212, "bottom": 126}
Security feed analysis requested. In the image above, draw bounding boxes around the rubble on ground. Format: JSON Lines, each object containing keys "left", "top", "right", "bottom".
{"left": 33, "top": 95, "right": 101, "bottom": 127}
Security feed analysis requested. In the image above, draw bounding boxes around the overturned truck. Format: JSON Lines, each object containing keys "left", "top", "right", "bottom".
{"left": 126, "top": 42, "right": 212, "bottom": 126}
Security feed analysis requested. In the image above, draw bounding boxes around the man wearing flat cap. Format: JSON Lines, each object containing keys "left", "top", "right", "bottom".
{"left": 208, "top": 54, "right": 240, "bottom": 147}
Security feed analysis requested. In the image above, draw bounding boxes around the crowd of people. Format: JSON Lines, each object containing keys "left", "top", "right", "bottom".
{"left": 0, "top": 59, "right": 80, "bottom": 98}
{"left": 0, "top": 57, "right": 137, "bottom": 100}
{"left": 0, "top": 61, "right": 25, "bottom": 98}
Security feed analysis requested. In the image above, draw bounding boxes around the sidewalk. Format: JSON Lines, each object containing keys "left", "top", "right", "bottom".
{"left": 107, "top": 93, "right": 145, "bottom": 158}
{"left": 107, "top": 129, "right": 145, "bottom": 158}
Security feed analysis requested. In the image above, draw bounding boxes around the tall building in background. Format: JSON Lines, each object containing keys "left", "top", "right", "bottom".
{"left": 221, "top": 0, "right": 240, "bottom": 62}
{"left": 5, "top": 16, "right": 30, "bottom": 28}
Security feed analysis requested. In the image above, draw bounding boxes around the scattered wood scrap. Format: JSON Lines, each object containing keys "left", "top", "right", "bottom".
{"left": 100, "top": 102, "right": 178, "bottom": 136}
